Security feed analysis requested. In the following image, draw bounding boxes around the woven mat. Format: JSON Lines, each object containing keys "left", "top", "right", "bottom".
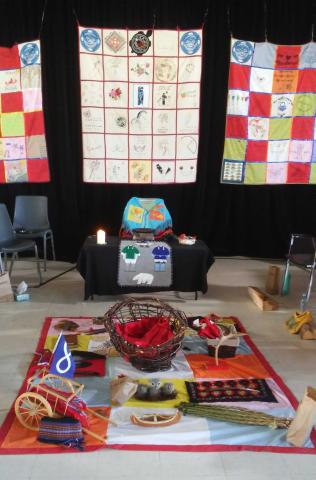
{"left": 185, "top": 379, "right": 277, "bottom": 403}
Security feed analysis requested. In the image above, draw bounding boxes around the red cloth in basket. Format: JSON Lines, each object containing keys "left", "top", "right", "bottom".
{"left": 115, "top": 316, "right": 174, "bottom": 347}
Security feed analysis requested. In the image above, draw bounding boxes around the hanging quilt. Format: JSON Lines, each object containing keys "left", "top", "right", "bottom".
{"left": 222, "top": 39, "right": 316, "bottom": 185}
{"left": 0, "top": 40, "right": 50, "bottom": 183}
{"left": 79, "top": 26, "right": 203, "bottom": 184}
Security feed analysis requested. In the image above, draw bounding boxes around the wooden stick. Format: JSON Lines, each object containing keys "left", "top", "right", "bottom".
{"left": 82, "top": 427, "right": 106, "bottom": 443}
{"left": 86, "top": 407, "right": 117, "bottom": 426}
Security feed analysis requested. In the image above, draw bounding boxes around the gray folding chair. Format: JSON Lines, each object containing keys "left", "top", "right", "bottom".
{"left": 281, "top": 233, "right": 316, "bottom": 309}
{"left": 0, "top": 204, "right": 42, "bottom": 285}
{"left": 13, "top": 195, "right": 56, "bottom": 271}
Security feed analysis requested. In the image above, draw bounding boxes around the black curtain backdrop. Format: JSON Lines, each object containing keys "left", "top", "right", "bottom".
{"left": 0, "top": 0, "right": 316, "bottom": 262}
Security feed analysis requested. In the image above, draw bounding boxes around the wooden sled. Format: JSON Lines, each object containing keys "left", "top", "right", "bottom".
{"left": 130, "top": 411, "right": 181, "bottom": 427}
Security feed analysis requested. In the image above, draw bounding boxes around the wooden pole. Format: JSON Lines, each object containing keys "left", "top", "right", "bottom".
{"left": 86, "top": 407, "right": 117, "bottom": 426}
{"left": 82, "top": 427, "right": 106, "bottom": 443}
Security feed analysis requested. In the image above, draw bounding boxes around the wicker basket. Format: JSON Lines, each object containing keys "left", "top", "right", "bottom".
{"left": 103, "top": 297, "right": 187, "bottom": 372}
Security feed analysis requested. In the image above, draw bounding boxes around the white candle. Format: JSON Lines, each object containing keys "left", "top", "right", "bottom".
{"left": 97, "top": 229, "right": 106, "bottom": 244}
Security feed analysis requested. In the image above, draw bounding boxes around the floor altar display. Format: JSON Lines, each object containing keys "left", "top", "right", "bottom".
{"left": 0, "top": 315, "right": 316, "bottom": 454}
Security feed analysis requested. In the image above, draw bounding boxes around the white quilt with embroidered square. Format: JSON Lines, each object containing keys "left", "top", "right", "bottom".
{"left": 79, "top": 26, "right": 202, "bottom": 184}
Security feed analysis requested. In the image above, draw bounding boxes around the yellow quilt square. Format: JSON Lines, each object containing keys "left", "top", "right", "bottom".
{"left": 1, "top": 112, "right": 25, "bottom": 137}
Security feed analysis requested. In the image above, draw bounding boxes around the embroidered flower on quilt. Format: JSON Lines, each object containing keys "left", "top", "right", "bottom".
{"left": 109, "top": 87, "right": 122, "bottom": 100}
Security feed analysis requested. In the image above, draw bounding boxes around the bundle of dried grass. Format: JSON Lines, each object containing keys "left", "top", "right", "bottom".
{"left": 179, "top": 403, "right": 292, "bottom": 429}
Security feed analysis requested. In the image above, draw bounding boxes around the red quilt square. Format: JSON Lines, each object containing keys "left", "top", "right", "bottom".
{"left": 1, "top": 92, "right": 23, "bottom": 113}
{"left": 24, "top": 111, "right": 45, "bottom": 136}
{"left": 225, "top": 116, "right": 248, "bottom": 138}
{"left": 297, "top": 70, "right": 316, "bottom": 93}
{"left": 245, "top": 140, "right": 268, "bottom": 162}
{"left": 291, "top": 117, "right": 314, "bottom": 139}
{"left": 27, "top": 159, "right": 50, "bottom": 182}
{"left": 0, "top": 161, "right": 5, "bottom": 183}
{"left": 287, "top": 163, "right": 310, "bottom": 183}
{"left": 228, "top": 64, "right": 251, "bottom": 90}
{"left": 0, "top": 45, "right": 20, "bottom": 70}
{"left": 275, "top": 45, "right": 301, "bottom": 69}
{"left": 249, "top": 93, "right": 271, "bottom": 117}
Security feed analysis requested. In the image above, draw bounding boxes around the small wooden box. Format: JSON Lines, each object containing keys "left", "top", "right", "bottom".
{"left": 207, "top": 341, "right": 238, "bottom": 358}
{"left": 206, "top": 326, "right": 240, "bottom": 358}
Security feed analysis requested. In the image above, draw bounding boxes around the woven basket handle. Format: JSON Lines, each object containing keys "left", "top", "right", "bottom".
{"left": 126, "top": 296, "right": 170, "bottom": 309}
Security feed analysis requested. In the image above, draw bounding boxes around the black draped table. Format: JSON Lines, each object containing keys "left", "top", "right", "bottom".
{"left": 77, "top": 236, "right": 214, "bottom": 300}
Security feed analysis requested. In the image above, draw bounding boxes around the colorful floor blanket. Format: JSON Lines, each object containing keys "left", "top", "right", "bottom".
{"left": 1, "top": 315, "right": 316, "bottom": 454}
{"left": 79, "top": 26, "right": 202, "bottom": 184}
{"left": 222, "top": 39, "right": 316, "bottom": 185}
{"left": 118, "top": 240, "right": 172, "bottom": 287}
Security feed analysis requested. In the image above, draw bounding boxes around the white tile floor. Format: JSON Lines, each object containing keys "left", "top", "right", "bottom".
{"left": 0, "top": 257, "right": 316, "bottom": 479}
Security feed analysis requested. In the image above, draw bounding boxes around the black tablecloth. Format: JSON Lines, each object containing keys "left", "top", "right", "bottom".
{"left": 77, "top": 236, "right": 214, "bottom": 299}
